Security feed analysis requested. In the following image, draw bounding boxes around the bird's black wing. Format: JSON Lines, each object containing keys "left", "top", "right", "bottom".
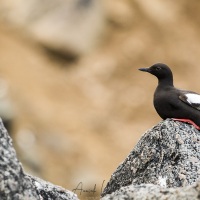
{"left": 179, "top": 90, "right": 200, "bottom": 111}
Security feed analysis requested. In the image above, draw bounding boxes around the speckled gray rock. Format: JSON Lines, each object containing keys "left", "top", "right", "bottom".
{"left": 0, "top": 119, "right": 78, "bottom": 200}
{"left": 101, "top": 119, "right": 200, "bottom": 198}
{"left": 102, "top": 183, "right": 200, "bottom": 200}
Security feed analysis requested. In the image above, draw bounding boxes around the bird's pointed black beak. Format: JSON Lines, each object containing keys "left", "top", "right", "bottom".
{"left": 138, "top": 68, "right": 150, "bottom": 72}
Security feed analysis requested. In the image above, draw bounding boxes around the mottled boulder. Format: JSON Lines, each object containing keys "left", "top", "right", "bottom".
{"left": 0, "top": 119, "right": 78, "bottom": 200}
{"left": 102, "top": 183, "right": 200, "bottom": 200}
{"left": 101, "top": 119, "right": 200, "bottom": 199}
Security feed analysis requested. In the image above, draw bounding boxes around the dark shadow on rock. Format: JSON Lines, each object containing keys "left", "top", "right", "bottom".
{"left": 42, "top": 46, "right": 79, "bottom": 64}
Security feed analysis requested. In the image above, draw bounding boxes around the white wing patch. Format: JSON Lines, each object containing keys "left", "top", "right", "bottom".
{"left": 186, "top": 93, "right": 200, "bottom": 104}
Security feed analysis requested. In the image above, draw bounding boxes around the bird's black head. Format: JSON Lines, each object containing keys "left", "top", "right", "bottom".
{"left": 139, "top": 63, "right": 173, "bottom": 80}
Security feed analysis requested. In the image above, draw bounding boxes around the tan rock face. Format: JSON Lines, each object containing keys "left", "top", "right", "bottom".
{"left": 0, "top": 0, "right": 105, "bottom": 55}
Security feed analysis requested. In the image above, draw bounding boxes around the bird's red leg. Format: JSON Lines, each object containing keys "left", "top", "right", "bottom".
{"left": 172, "top": 118, "right": 200, "bottom": 130}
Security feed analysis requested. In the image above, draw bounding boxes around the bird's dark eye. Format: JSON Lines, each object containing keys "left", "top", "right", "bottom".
{"left": 156, "top": 67, "right": 161, "bottom": 71}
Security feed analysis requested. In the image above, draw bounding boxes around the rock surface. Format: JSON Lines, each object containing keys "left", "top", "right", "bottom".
{"left": 101, "top": 119, "right": 200, "bottom": 198}
{"left": 102, "top": 183, "right": 200, "bottom": 200}
{"left": 0, "top": 118, "right": 78, "bottom": 200}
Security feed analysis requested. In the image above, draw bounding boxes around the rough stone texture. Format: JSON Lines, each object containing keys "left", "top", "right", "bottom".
{"left": 101, "top": 119, "right": 200, "bottom": 198}
{"left": 0, "top": 118, "right": 78, "bottom": 200}
{"left": 101, "top": 183, "right": 200, "bottom": 200}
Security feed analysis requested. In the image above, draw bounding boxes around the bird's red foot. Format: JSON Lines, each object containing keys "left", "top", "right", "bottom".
{"left": 172, "top": 118, "right": 200, "bottom": 130}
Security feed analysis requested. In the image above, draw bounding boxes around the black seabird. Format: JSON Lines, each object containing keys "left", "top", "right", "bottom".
{"left": 139, "top": 63, "right": 200, "bottom": 130}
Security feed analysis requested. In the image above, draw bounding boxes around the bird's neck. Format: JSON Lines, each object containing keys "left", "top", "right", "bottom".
{"left": 158, "top": 77, "right": 174, "bottom": 87}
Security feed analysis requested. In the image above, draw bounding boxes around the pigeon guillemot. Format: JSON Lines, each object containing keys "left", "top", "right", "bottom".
{"left": 139, "top": 63, "right": 200, "bottom": 130}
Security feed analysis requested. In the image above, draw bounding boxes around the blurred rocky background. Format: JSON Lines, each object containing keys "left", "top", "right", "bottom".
{"left": 0, "top": 0, "right": 200, "bottom": 199}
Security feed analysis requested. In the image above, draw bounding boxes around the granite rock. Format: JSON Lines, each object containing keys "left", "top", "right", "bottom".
{"left": 0, "top": 119, "right": 78, "bottom": 200}
{"left": 101, "top": 119, "right": 200, "bottom": 199}
{"left": 101, "top": 183, "right": 200, "bottom": 200}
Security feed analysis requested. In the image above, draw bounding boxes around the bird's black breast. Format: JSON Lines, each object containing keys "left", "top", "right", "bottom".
{"left": 153, "top": 86, "right": 180, "bottom": 119}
